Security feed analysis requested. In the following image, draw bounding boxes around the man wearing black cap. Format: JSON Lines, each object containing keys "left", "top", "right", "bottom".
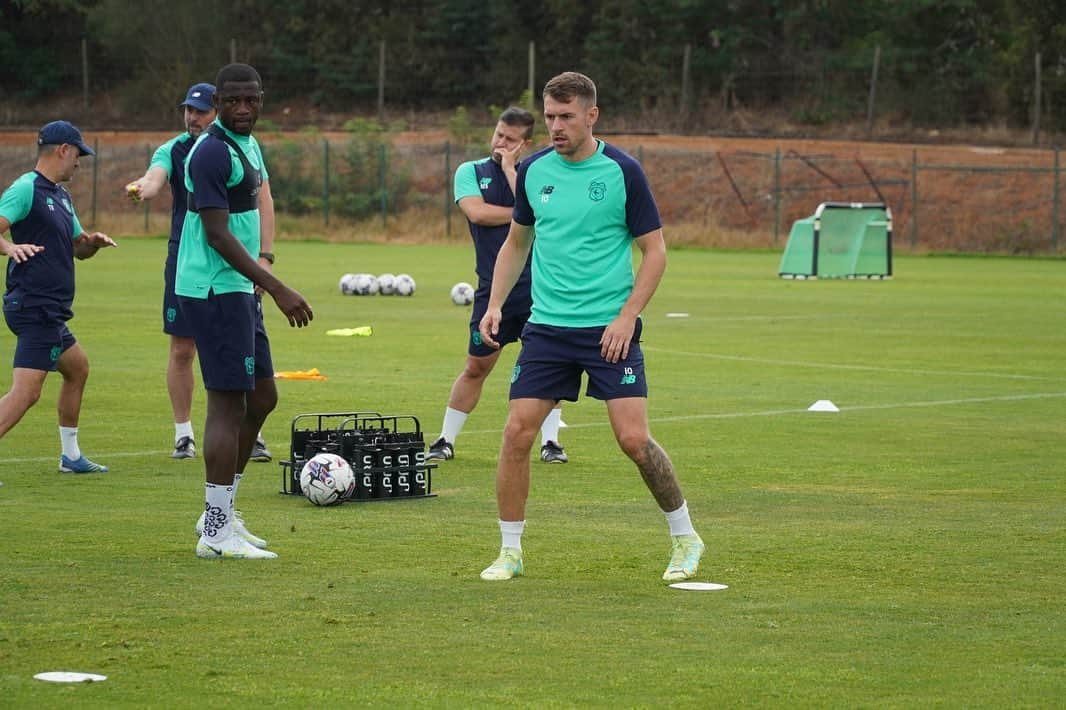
{"left": 0, "top": 121, "right": 117, "bottom": 474}
{"left": 126, "top": 83, "right": 217, "bottom": 461}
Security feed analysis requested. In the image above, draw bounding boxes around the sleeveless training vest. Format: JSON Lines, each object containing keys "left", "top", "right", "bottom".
{"left": 187, "top": 124, "right": 262, "bottom": 214}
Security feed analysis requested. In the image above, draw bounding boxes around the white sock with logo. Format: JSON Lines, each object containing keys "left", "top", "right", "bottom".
{"left": 664, "top": 500, "right": 696, "bottom": 537}
{"left": 59, "top": 426, "right": 81, "bottom": 460}
{"left": 499, "top": 519, "right": 526, "bottom": 551}
{"left": 441, "top": 407, "right": 468, "bottom": 444}
{"left": 175, "top": 421, "right": 193, "bottom": 443}
{"left": 202, "top": 482, "right": 235, "bottom": 541}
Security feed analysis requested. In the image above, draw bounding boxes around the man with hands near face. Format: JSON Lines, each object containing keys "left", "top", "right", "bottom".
{"left": 427, "top": 107, "right": 568, "bottom": 466}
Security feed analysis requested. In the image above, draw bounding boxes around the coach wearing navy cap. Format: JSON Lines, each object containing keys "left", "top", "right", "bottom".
{"left": 37, "top": 120, "right": 95, "bottom": 157}
{"left": 181, "top": 82, "right": 215, "bottom": 112}
{"left": 0, "top": 120, "right": 116, "bottom": 474}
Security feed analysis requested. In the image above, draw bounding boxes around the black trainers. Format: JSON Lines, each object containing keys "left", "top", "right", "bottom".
{"left": 172, "top": 436, "right": 196, "bottom": 459}
{"left": 540, "top": 440, "right": 568, "bottom": 464}
{"left": 425, "top": 437, "right": 454, "bottom": 461}
{"left": 250, "top": 436, "right": 272, "bottom": 463}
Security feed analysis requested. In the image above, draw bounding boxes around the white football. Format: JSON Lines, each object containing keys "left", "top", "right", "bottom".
{"left": 339, "top": 273, "right": 358, "bottom": 295}
{"left": 377, "top": 273, "right": 397, "bottom": 295}
{"left": 395, "top": 273, "right": 416, "bottom": 296}
{"left": 299, "top": 452, "right": 356, "bottom": 506}
{"left": 450, "top": 281, "right": 475, "bottom": 306}
{"left": 352, "top": 273, "right": 379, "bottom": 296}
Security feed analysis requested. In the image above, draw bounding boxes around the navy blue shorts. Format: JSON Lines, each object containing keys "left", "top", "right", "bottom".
{"left": 179, "top": 291, "right": 273, "bottom": 391}
{"left": 468, "top": 287, "right": 533, "bottom": 357}
{"left": 509, "top": 319, "right": 647, "bottom": 402}
{"left": 3, "top": 302, "right": 76, "bottom": 371}
{"left": 163, "top": 241, "right": 194, "bottom": 337}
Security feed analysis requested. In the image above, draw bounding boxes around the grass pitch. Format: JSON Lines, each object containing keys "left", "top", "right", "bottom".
{"left": 0, "top": 240, "right": 1063, "bottom": 707}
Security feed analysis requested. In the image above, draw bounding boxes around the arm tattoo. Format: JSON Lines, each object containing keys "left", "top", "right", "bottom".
{"left": 636, "top": 438, "right": 685, "bottom": 512}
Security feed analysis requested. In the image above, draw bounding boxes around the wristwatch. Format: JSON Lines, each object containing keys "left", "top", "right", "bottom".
{"left": 258, "top": 252, "right": 275, "bottom": 264}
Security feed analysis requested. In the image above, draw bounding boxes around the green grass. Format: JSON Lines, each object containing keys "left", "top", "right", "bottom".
{"left": 0, "top": 240, "right": 1063, "bottom": 707}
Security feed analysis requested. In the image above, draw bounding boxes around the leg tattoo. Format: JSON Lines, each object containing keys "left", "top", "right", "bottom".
{"left": 636, "top": 438, "right": 685, "bottom": 512}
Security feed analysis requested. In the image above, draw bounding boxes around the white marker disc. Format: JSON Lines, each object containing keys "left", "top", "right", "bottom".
{"left": 34, "top": 671, "right": 107, "bottom": 683}
{"left": 669, "top": 582, "right": 728, "bottom": 591}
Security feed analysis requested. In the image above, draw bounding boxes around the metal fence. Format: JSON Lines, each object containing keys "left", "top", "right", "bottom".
{"left": 0, "top": 135, "right": 1061, "bottom": 255}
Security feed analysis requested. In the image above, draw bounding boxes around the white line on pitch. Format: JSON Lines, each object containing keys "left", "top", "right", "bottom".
{"left": 643, "top": 347, "right": 1063, "bottom": 382}
{"left": 4, "top": 392, "right": 1063, "bottom": 464}
{"left": 1, "top": 450, "right": 171, "bottom": 465}
{"left": 467, "top": 391, "right": 1066, "bottom": 432}
{"left": 657, "top": 314, "right": 831, "bottom": 322}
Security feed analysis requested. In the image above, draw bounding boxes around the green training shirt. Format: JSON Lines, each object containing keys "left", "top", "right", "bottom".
{"left": 176, "top": 120, "right": 269, "bottom": 298}
{"left": 513, "top": 140, "right": 662, "bottom": 327}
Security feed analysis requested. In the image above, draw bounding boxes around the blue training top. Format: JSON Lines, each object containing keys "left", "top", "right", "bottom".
{"left": 0, "top": 171, "right": 85, "bottom": 319}
{"left": 453, "top": 156, "right": 532, "bottom": 304}
{"left": 148, "top": 133, "right": 196, "bottom": 245}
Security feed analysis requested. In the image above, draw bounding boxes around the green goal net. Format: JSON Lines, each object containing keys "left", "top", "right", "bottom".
{"left": 778, "top": 202, "right": 893, "bottom": 279}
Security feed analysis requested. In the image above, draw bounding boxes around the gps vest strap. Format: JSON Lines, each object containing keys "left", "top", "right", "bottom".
{"left": 187, "top": 124, "right": 262, "bottom": 214}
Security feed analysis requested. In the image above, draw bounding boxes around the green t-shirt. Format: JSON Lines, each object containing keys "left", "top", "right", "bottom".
{"left": 513, "top": 141, "right": 662, "bottom": 327}
{"left": 175, "top": 121, "right": 269, "bottom": 298}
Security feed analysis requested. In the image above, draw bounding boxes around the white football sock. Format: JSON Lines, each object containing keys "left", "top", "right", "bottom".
{"left": 541, "top": 407, "right": 562, "bottom": 445}
{"left": 440, "top": 406, "right": 468, "bottom": 444}
{"left": 232, "top": 472, "right": 243, "bottom": 507}
{"left": 175, "top": 421, "right": 193, "bottom": 442}
{"left": 664, "top": 500, "right": 697, "bottom": 537}
{"left": 499, "top": 519, "right": 526, "bottom": 550}
{"left": 59, "top": 426, "right": 81, "bottom": 460}
{"left": 202, "top": 482, "right": 235, "bottom": 541}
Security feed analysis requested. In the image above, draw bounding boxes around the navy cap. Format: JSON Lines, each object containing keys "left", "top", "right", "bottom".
{"left": 37, "top": 120, "right": 94, "bottom": 157}
{"left": 180, "top": 82, "right": 216, "bottom": 112}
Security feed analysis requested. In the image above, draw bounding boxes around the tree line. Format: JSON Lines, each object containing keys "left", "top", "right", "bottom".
{"left": 1, "top": 0, "right": 1064, "bottom": 134}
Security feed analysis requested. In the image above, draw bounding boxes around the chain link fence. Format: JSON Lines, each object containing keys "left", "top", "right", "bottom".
{"left": 0, "top": 134, "right": 1061, "bottom": 255}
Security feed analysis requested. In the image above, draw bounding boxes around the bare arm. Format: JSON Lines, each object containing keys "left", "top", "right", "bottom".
{"left": 457, "top": 196, "right": 513, "bottom": 227}
{"left": 200, "top": 208, "right": 312, "bottom": 327}
{"left": 254, "top": 179, "right": 276, "bottom": 295}
{"left": 478, "top": 221, "right": 534, "bottom": 348}
{"left": 258, "top": 179, "right": 275, "bottom": 254}
{"left": 73, "top": 231, "right": 118, "bottom": 260}
{"left": 600, "top": 228, "right": 667, "bottom": 363}
{"left": 456, "top": 141, "right": 524, "bottom": 227}
{"left": 125, "top": 166, "right": 168, "bottom": 202}
{"left": 0, "top": 216, "right": 44, "bottom": 263}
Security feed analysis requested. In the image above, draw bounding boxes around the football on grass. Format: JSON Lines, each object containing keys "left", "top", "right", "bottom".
{"left": 450, "top": 281, "right": 474, "bottom": 305}
{"left": 352, "top": 273, "right": 379, "bottom": 295}
{"left": 395, "top": 273, "right": 416, "bottom": 296}
{"left": 377, "top": 273, "right": 397, "bottom": 295}
{"left": 339, "top": 273, "right": 359, "bottom": 295}
{"left": 299, "top": 453, "right": 356, "bottom": 506}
